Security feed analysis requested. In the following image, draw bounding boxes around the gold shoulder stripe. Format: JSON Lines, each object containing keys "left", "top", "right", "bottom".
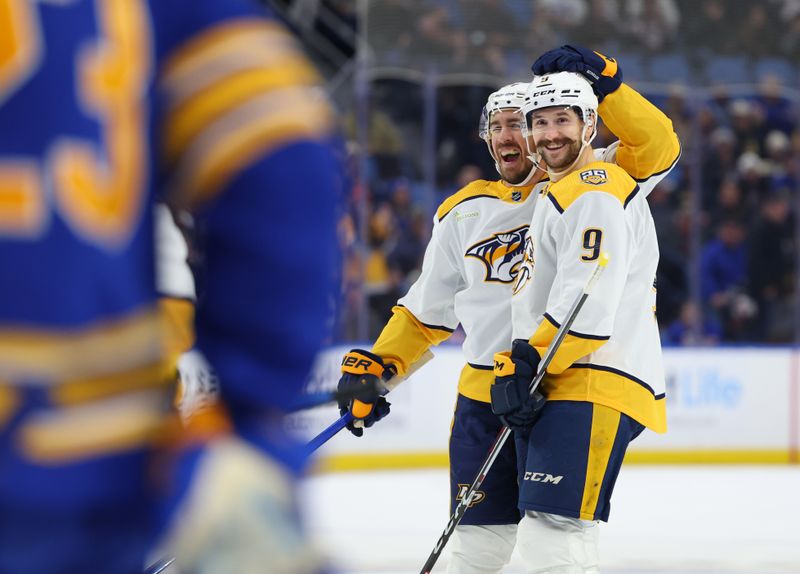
{"left": 162, "top": 19, "right": 291, "bottom": 82}
{"left": 547, "top": 162, "right": 638, "bottom": 212}
{"left": 436, "top": 180, "right": 498, "bottom": 221}
{"left": 169, "top": 90, "right": 334, "bottom": 208}
{"left": 164, "top": 60, "right": 321, "bottom": 164}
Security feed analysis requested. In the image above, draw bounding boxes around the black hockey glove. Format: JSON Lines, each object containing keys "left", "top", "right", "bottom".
{"left": 337, "top": 349, "right": 395, "bottom": 437}
{"left": 532, "top": 44, "right": 622, "bottom": 102}
{"left": 491, "top": 339, "right": 546, "bottom": 432}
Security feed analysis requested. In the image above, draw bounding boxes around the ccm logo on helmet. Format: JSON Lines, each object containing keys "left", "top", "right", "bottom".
{"left": 530, "top": 89, "right": 556, "bottom": 98}
{"left": 342, "top": 356, "right": 374, "bottom": 370}
{"left": 523, "top": 472, "right": 563, "bottom": 484}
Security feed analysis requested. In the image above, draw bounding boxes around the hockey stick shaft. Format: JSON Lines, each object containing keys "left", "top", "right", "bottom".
{"left": 306, "top": 349, "right": 435, "bottom": 453}
{"left": 419, "top": 253, "right": 609, "bottom": 574}
{"left": 306, "top": 411, "right": 352, "bottom": 452}
{"left": 144, "top": 557, "right": 175, "bottom": 574}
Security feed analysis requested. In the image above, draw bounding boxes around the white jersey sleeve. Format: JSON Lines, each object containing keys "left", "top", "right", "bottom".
{"left": 397, "top": 215, "right": 462, "bottom": 330}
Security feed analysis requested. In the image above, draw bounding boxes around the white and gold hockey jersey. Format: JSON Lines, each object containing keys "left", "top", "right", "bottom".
{"left": 372, "top": 84, "right": 681, "bottom": 405}
{"left": 512, "top": 157, "right": 673, "bottom": 433}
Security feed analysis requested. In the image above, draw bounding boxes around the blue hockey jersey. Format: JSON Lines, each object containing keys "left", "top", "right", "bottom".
{"left": 0, "top": 0, "right": 340, "bottom": 515}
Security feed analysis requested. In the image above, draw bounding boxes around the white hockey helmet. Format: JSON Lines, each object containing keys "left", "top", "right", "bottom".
{"left": 522, "top": 71, "right": 598, "bottom": 128}
{"left": 478, "top": 82, "right": 529, "bottom": 142}
{"left": 522, "top": 72, "right": 599, "bottom": 177}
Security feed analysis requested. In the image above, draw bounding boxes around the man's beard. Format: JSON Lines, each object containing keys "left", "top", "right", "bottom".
{"left": 537, "top": 137, "right": 582, "bottom": 171}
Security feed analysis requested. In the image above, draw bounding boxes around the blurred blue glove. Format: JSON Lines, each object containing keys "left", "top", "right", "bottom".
{"left": 337, "top": 349, "right": 394, "bottom": 437}
{"left": 491, "top": 339, "right": 546, "bottom": 432}
{"left": 532, "top": 45, "right": 622, "bottom": 102}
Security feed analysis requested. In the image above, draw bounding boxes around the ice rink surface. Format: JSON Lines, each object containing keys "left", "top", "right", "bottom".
{"left": 303, "top": 465, "right": 800, "bottom": 574}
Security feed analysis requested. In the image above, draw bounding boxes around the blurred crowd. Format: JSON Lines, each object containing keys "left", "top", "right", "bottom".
{"left": 319, "top": 0, "right": 800, "bottom": 346}
{"left": 366, "top": 0, "right": 800, "bottom": 76}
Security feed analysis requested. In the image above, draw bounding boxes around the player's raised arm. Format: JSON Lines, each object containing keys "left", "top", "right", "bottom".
{"left": 533, "top": 45, "right": 681, "bottom": 194}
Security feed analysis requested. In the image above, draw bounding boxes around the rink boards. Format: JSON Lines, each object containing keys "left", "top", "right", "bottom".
{"left": 292, "top": 346, "right": 800, "bottom": 469}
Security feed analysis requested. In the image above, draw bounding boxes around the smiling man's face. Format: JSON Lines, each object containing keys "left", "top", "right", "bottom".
{"left": 529, "top": 106, "right": 585, "bottom": 172}
{"left": 489, "top": 109, "right": 534, "bottom": 184}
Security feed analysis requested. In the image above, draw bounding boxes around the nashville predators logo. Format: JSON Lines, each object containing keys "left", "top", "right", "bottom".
{"left": 512, "top": 235, "right": 535, "bottom": 295}
{"left": 580, "top": 169, "right": 608, "bottom": 185}
{"left": 456, "top": 484, "right": 486, "bottom": 507}
{"left": 465, "top": 225, "right": 528, "bottom": 284}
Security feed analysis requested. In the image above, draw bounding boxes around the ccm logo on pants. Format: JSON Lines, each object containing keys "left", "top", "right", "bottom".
{"left": 523, "top": 472, "right": 563, "bottom": 484}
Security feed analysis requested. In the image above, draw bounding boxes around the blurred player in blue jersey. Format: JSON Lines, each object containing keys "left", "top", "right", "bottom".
{"left": 0, "top": 1, "right": 341, "bottom": 573}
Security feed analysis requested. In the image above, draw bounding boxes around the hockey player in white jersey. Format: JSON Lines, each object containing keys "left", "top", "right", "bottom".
{"left": 491, "top": 47, "right": 679, "bottom": 574}
{"left": 337, "top": 47, "right": 679, "bottom": 574}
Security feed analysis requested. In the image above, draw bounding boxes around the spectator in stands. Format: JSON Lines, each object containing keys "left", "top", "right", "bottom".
{"left": 739, "top": 3, "right": 780, "bottom": 59}
{"left": 661, "top": 85, "right": 694, "bottom": 142}
{"left": 662, "top": 300, "right": 723, "bottom": 346}
{"left": 701, "top": 127, "right": 738, "bottom": 209}
{"left": 573, "top": 0, "right": 621, "bottom": 51}
{"left": 681, "top": 0, "right": 737, "bottom": 54}
{"left": 709, "top": 177, "right": 751, "bottom": 235}
{"left": 764, "top": 130, "right": 797, "bottom": 192}
{"left": 748, "top": 190, "right": 796, "bottom": 341}
{"left": 365, "top": 203, "right": 404, "bottom": 338}
{"left": 736, "top": 151, "right": 771, "bottom": 202}
{"left": 459, "top": 0, "right": 519, "bottom": 75}
{"left": 649, "top": 179, "right": 689, "bottom": 326}
{"left": 623, "top": 0, "right": 680, "bottom": 54}
{"left": 755, "top": 75, "right": 797, "bottom": 136}
{"left": 522, "top": 4, "right": 561, "bottom": 56}
{"left": 536, "top": 0, "right": 588, "bottom": 30}
{"left": 411, "top": 5, "right": 466, "bottom": 68}
{"left": 363, "top": 0, "right": 417, "bottom": 64}
{"left": 700, "top": 218, "right": 756, "bottom": 340}
{"left": 727, "top": 99, "right": 765, "bottom": 158}
{"left": 779, "top": 9, "right": 800, "bottom": 60}
{"left": 343, "top": 108, "right": 406, "bottom": 188}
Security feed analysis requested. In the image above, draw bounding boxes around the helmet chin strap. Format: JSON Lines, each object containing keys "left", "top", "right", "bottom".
{"left": 508, "top": 162, "right": 539, "bottom": 187}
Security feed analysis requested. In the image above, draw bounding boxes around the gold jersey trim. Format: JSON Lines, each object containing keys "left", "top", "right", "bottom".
{"left": 457, "top": 362, "right": 493, "bottom": 403}
{"left": 545, "top": 162, "right": 638, "bottom": 213}
{"left": 543, "top": 363, "right": 667, "bottom": 433}
{"left": 436, "top": 179, "right": 537, "bottom": 222}
{"left": 0, "top": 306, "right": 164, "bottom": 383}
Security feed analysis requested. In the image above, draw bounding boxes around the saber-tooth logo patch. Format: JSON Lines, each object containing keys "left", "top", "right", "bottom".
{"left": 512, "top": 235, "right": 534, "bottom": 295}
{"left": 580, "top": 169, "right": 608, "bottom": 185}
{"left": 456, "top": 484, "right": 486, "bottom": 507}
{"left": 465, "top": 225, "right": 529, "bottom": 284}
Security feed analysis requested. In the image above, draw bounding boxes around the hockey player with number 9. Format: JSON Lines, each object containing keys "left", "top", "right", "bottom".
{"left": 337, "top": 45, "right": 679, "bottom": 573}
{"left": 491, "top": 46, "right": 680, "bottom": 573}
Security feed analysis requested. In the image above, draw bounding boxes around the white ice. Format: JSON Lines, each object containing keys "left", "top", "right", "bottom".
{"left": 303, "top": 465, "right": 800, "bottom": 574}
